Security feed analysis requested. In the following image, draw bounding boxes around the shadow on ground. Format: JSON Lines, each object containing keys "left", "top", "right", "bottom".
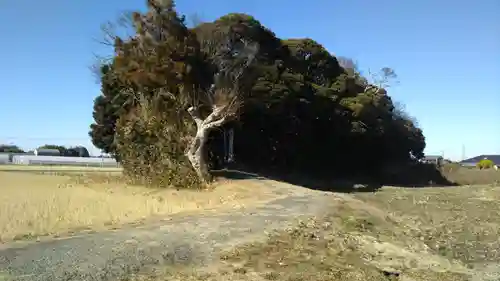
{"left": 380, "top": 164, "right": 460, "bottom": 188}
{"left": 323, "top": 169, "right": 459, "bottom": 189}
{"left": 213, "top": 162, "right": 461, "bottom": 194}
{"left": 212, "top": 169, "right": 382, "bottom": 193}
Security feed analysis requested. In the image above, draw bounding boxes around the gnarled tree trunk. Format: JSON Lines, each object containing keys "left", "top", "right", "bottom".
{"left": 185, "top": 30, "right": 258, "bottom": 182}
{"left": 186, "top": 127, "right": 211, "bottom": 181}
{"left": 186, "top": 105, "right": 229, "bottom": 183}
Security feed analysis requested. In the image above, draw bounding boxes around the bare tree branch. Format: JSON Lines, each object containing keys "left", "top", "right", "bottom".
{"left": 368, "top": 67, "right": 399, "bottom": 89}
{"left": 187, "top": 106, "right": 203, "bottom": 127}
{"left": 188, "top": 12, "right": 205, "bottom": 28}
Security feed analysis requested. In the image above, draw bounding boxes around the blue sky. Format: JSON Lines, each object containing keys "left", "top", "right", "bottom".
{"left": 0, "top": 0, "right": 498, "bottom": 160}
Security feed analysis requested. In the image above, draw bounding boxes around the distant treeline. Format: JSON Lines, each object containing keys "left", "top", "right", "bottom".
{"left": 0, "top": 144, "right": 91, "bottom": 158}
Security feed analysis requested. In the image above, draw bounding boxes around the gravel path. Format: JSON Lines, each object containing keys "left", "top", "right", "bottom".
{"left": 0, "top": 183, "right": 334, "bottom": 281}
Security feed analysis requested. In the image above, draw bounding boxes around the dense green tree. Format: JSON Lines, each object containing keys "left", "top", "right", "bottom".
{"left": 65, "top": 146, "right": 91, "bottom": 157}
{"left": 89, "top": 64, "right": 128, "bottom": 159}
{"left": 37, "top": 145, "right": 67, "bottom": 155}
{"left": 89, "top": 0, "right": 427, "bottom": 187}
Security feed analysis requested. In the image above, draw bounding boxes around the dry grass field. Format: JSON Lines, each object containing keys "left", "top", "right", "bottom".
{"left": 0, "top": 168, "right": 286, "bottom": 242}
{"left": 143, "top": 183, "right": 500, "bottom": 281}
{"left": 442, "top": 164, "right": 500, "bottom": 185}
{"left": 3, "top": 164, "right": 500, "bottom": 280}
{"left": 0, "top": 164, "right": 123, "bottom": 172}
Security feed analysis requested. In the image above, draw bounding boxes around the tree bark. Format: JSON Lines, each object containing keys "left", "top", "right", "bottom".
{"left": 186, "top": 106, "right": 228, "bottom": 183}
{"left": 187, "top": 127, "right": 211, "bottom": 181}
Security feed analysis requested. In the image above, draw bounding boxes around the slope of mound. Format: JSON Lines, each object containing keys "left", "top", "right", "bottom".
{"left": 157, "top": 184, "right": 500, "bottom": 281}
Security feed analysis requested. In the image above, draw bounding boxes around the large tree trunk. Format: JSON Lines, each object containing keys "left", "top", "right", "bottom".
{"left": 186, "top": 127, "right": 211, "bottom": 182}
{"left": 186, "top": 106, "right": 229, "bottom": 183}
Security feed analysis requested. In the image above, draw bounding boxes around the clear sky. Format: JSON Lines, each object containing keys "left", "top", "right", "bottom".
{"left": 0, "top": 0, "right": 498, "bottom": 160}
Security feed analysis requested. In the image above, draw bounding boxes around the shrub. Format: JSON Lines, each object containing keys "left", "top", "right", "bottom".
{"left": 477, "top": 159, "right": 494, "bottom": 169}
{"left": 114, "top": 98, "right": 203, "bottom": 189}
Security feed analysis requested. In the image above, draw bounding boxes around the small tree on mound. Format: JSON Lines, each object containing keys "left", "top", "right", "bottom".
{"left": 477, "top": 159, "right": 494, "bottom": 169}
{"left": 108, "top": 0, "right": 259, "bottom": 186}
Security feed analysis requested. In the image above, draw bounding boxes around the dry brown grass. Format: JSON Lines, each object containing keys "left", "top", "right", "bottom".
{"left": 442, "top": 165, "right": 500, "bottom": 185}
{"left": 0, "top": 170, "right": 284, "bottom": 242}
{"left": 138, "top": 184, "right": 500, "bottom": 281}
{"left": 0, "top": 164, "right": 123, "bottom": 172}
{"left": 354, "top": 184, "right": 500, "bottom": 267}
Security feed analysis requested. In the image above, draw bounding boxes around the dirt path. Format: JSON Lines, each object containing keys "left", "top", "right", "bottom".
{"left": 0, "top": 180, "right": 335, "bottom": 281}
